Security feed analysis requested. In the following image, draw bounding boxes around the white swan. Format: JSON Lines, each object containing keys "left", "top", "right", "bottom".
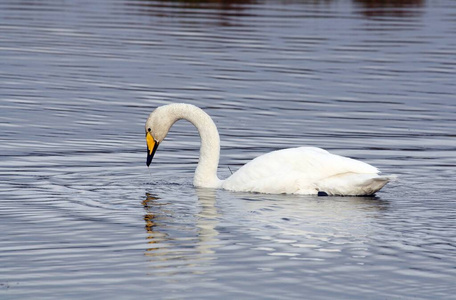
{"left": 145, "top": 103, "right": 395, "bottom": 196}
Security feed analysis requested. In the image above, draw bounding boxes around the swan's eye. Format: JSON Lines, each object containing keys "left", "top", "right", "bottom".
{"left": 148, "top": 128, "right": 151, "bottom": 132}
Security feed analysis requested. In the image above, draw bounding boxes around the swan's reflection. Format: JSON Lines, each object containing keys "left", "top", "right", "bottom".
{"left": 194, "top": 188, "right": 220, "bottom": 256}
{"left": 142, "top": 194, "right": 170, "bottom": 254}
{"left": 143, "top": 189, "right": 390, "bottom": 275}
{"left": 234, "top": 193, "right": 390, "bottom": 260}
{"left": 142, "top": 189, "right": 220, "bottom": 276}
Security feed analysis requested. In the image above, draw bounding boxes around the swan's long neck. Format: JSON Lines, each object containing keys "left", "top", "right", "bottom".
{"left": 165, "top": 104, "right": 222, "bottom": 188}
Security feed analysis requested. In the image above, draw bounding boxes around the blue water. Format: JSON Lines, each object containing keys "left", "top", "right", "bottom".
{"left": 1, "top": 0, "right": 455, "bottom": 299}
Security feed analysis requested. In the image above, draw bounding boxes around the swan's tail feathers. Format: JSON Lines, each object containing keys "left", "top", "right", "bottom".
{"left": 373, "top": 174, "right": 398, "bottom": 182}
{"left": 316, "top": 173, "right": 397, "bottom": 196}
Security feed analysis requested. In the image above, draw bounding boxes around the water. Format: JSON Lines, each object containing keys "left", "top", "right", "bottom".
{"left": 1, "top": 0, "right": 456, "bottom": 298}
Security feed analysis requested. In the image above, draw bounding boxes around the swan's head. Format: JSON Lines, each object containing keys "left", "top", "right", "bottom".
{"left": 144, "top": 105, "right": 176, "bottom": 166}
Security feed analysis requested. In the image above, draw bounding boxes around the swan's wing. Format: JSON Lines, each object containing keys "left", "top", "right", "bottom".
{"left": 222, "top": 147, "right": 379, "bottom": 194}
{"left": 229, "top": 147, "right": 379, "bottom": 180}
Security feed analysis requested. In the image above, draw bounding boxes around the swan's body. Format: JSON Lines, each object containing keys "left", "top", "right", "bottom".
{"left": 145, "top": 103, "right": 395, "bottom": 196}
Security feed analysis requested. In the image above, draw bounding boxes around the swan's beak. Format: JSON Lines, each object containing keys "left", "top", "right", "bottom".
{"left": 146, "top": 132, "right": 159, "bottom": 167}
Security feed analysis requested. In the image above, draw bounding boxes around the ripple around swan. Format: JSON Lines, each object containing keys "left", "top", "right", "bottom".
{"left": 1, "top": 0, "right": 456, "bottom": 298}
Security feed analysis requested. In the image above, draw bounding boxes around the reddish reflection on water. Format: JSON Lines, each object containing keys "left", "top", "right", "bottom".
{"left": 353, "top": 0, "right": 425, "bottom": 18}
{"left": 128, "top": 0, "right": 426, "bottom": 24}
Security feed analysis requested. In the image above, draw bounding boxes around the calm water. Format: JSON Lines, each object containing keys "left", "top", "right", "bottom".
{"left": 1, "top": 0, "right": 456, "bottom": 298}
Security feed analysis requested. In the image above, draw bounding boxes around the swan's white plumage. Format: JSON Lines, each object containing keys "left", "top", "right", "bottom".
{"left": 145, "top": 103, "right": 395, "bottom": 196}
{"left": 221, "top": 147, "right": 387, "bottom": 195}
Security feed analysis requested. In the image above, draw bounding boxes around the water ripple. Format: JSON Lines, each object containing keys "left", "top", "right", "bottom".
{"left": 1, "top": 0, "right": 456, "bottom": 298}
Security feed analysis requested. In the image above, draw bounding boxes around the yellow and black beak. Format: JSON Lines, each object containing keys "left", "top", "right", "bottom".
{"left": 146, "top": 132, "right": 159, "bottom": 167}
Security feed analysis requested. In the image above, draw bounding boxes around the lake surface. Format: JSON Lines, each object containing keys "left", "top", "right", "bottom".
{"left": 1, "top": 0, "right": 456, "bottom": 298}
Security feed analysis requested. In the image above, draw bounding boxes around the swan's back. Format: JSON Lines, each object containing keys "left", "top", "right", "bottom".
{"left": 222, "top": 147, "right": 389, "bottom": 195}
